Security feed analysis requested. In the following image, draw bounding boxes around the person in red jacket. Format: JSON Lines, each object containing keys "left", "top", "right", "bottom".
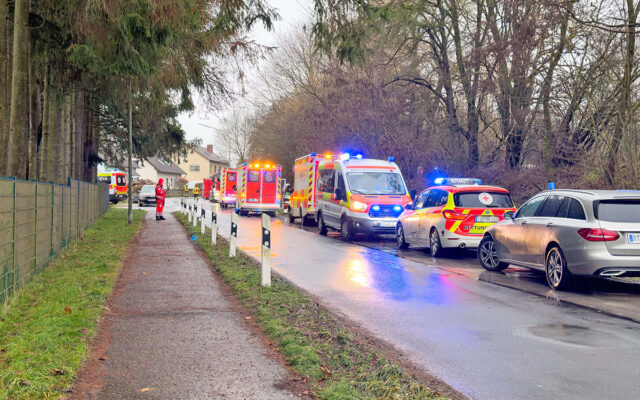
{"left": 155, "top": 178, "right": 166, "bottom": 220}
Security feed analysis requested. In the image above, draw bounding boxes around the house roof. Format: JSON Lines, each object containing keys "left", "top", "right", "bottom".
{"left": 145, "top": 156, "right": 186, "bottom": 175}
{"left": 194, "top": 147, "right": 228, "bottom": 164}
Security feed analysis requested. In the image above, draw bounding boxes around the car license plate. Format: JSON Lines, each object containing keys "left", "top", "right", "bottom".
{"left": 627, "top": 233, "right": 640, "bottom": 244}
{"left": 377, "top": 221, "right": 396, "bottom": 227}
{"left": 475, "top": 216, "right": 499, "bottom": 223}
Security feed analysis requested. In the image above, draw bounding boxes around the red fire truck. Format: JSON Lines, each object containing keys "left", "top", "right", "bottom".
{"left": 236, "top": 163, "right": 282, "bottom": 216}
{"left": 212, "top": 167, "right": 238, "bottom": 208}
{"left": 203, "top": 178, "right": 214, "bottom": 199}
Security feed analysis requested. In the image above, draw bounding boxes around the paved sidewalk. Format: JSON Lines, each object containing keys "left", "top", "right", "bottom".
{"left": 72, "top": 211, "right": 301, "bottom": 399}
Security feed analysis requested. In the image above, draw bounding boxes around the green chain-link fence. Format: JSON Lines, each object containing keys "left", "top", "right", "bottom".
{"left": 0, "top": 177, "right": 109, "bottom": 305}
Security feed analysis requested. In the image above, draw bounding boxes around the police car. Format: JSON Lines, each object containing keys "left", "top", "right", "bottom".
{"left": 396, "top": 178, "right": 516, "bottom": 256}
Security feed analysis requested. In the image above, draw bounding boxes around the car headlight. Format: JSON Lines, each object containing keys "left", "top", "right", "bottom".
{"left": 351, "top": 200, "right": 368, "bottom": 212}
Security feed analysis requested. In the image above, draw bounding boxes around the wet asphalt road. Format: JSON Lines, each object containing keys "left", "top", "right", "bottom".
{"left": 73, "top": 210, "right": 300, "bottom": 399}
{"left": 175, "top": 199, "right": 640, "bottom": 400}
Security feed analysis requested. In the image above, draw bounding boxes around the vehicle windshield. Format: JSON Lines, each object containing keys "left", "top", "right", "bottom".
{"left": 116, "top": 175, "right": 126, "bottom": 186}
{"left": 454, "top": 192, "right": 514, "bottom": 208}
{"left": 597, "top": 200, "right": 640, "bottom": 223}
{"left": 346, "top": 172, "right": 406, "bottom": 195}
{"left": 141, "top": 185, "right": 155, "bottom": 193}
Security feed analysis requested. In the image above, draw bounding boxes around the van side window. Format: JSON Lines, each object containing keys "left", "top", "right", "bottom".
{"left": 317, "top": 169, "right": 334, "bottom": 193}
{"left": 423, "top": 190, "right": 439, "bottom": 208}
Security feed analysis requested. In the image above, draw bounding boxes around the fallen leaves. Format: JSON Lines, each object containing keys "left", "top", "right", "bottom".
{"left": 64, "top": 307, "right": 73, "bottom": 314}
{"left": 53, "top": 368, "right": 66, "bottom": 375}
{"left": 139, "top": 387, "right": 154, "bottom": 392}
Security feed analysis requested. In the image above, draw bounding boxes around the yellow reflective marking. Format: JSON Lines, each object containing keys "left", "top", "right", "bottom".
{"left": 449, "top": 209, "right": 471, "bottom": 232}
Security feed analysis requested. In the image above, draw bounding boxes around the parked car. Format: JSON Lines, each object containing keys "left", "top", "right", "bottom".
{"left": 477, "top": 189, "right": 640, "bottom": 290}
{"left": 137, "top": 185, "right": 157, "bottom": 207}
{"left": 396, "top": 178, "right": 516, "bottom": 256}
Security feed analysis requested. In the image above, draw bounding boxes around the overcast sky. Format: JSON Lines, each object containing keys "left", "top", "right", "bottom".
{"left": 176, "top": 0, "right": 313, "bottom": 157}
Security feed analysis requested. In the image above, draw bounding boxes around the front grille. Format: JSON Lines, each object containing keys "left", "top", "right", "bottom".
{"left": 368, "top": 204, "right": 403, "bottom": 218}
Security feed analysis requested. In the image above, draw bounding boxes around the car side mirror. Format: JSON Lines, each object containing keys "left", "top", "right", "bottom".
{"left": 503, "top": 210, "right": 514, "bottom": 220}
{"left": 335, "top": 187, "right": 345, "bottom": 201}
{"left": 404, "top": 202, "right": 414, "bottom": 210}
{"left": 409, "top": 189, "right": 417, "bottom": 201}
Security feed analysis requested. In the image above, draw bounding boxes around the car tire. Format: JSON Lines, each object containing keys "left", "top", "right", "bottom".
{"left": 340, "top": 217, "right": 354, "bottom": 241}
{"left": 267, "top": 211, "right": 276, "bottom": 218}
{"left": 288, "top": 213, "right": 296, "bottom": 223}
{"left": 317, "top": 213, "right": 328, "bottom": 236}
{"left": 477, "top": 235, "right": 508, "bottom": 271}
{"left": 429, "top": 228, "right": 443, "bottom": 257}
{"left": 240, "top": 209, "right": 249, "bottom": 217}
{"left": 545, "top": 246, "right": 572, "bottom": 290}
{"left": 396, "top": 223, "right": 409, "bottom": 249}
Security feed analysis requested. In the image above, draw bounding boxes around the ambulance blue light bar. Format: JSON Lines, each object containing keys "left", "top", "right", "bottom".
{"left": 388, "top": 156, "right": 395, "bottom": 163}
{"left": 340, "top": 153, "right": 350, "bottom": 161}
{"left": 355, "top": 154, "right": 363, "bottom": 159}
{"left": 435, "top": 177, "right": 482, "bottom": 185}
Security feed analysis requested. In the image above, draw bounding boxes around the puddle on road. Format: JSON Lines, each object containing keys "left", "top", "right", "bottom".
{"left": 517, "top": 324, "right": 639, "bottom": 349}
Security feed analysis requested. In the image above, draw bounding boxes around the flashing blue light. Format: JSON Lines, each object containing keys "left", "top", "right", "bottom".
{"left": 340, "top": 153, "right": 350, "bottom": 161}
{"left": 243, "top": 162, "right": 248, "bottom": 166}
{"left": 434, "top": 177, "right": 445, "bottom": 185}
{"left": 311, "top": 152, "right": 316, "bottom": 157}
{"left": 393, "top": 205, "right": 402, "bottom": 212}
{"left": 548, "top": 182, "right": 556, "bottom": 190}
{"left": 355, "top": 154, "right": 363, "bottom": 159}
{"left": 372, "top": 205, "right": 381, "bottom": 211}
{"left": 388, "top": 156, "right": 395, "bottom": 163}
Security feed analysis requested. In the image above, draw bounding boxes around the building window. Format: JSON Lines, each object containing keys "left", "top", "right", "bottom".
{"left": 190, "top": 165, "right": 200, "bottom": 172}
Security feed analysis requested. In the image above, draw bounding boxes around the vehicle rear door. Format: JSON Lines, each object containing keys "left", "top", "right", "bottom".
{"left": 262, "top": 169, "right": 278, "bottom": 205}
{"left": 596, "top": 198, "right": 640, "bottom": 256}
{"left": 317, "top": 169, "right": 337, "bottom": 227}
{"left": 527, "top": 195, "right": 566, "bottom": 266}
{"left": 226, "top": 171, "right": 237, "bottom": 196}
{"left": 246, "top": 169, "right": 261, "bottom": 205}
{"left": 417, "top": 190, "right": 440, "bottom": 243}
{"left": 497, "top": 195, "right": 546, "bottom": 263}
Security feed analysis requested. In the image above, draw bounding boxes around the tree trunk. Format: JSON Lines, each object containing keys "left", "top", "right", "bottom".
{"left": 40, "top": 57, "right": 49, "bottom": 181}
{"left": 606, "top": 1, "right": 639, "bottom": 185}
{"left": 7, "top": 0, "right": 29, "bottom": 179}
{"left": 55, "top": 103, "right": 64, "bottom": 183}
{"left": 28, "top": 43, "right": 39, "bottom": 180}
{"left": 0, "top": 0, "right": 8, "bottom": 175}
{"left": 63, "top": 95, "right": 71, "bottom": 180}
{"left": 75, "top": 89, "right": 84, "bottom": 180}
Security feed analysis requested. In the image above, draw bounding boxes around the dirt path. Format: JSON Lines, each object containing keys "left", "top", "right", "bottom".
{"left": 72, "top": 211, "right": 302, "bottom": 399}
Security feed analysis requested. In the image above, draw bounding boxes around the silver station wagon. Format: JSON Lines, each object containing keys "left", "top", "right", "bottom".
{"left": 477, "top": 190, "right": 640, "bottom": 290}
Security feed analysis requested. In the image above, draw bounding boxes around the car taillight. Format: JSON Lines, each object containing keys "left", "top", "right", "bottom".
{"left": 577, "top": 228, "right": 620, "bottom": 242}
{"left": 442, "top": 210, "right": 467, "bottom": 220}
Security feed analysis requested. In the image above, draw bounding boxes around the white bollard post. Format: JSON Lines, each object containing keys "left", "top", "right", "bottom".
{"left": 192, "top": 199, "right": 197, "bottom": 227}
{"left": 200, "top": 207, "right": 206, "bottom": 235}
{"left": 187, "top": 201, "right": 192, "bottom": 223}
{"left": 229, "top": 212, "right": 238, "bottom": 257}
{"left": 211, "top": 203, "right": 219, "bottom": 245}
{"left": 261, "top": 213, "right": 271, "bottom": 287}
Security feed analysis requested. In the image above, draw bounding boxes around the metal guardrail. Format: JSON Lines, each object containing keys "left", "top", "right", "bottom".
{"left": 0, "top": 177, "right": 109, "bottom": 305}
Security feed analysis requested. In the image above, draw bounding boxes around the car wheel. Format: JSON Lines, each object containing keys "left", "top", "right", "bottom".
{"left": 288, "top": 213, "right": 296, "bottom": 223}
{"left": 396, "top": 223, "right": 409, "bottom": 249}
{"left": 546, "top": 246, "right": 572, "bottom": 290}
{"left": 429, "top": 229, "right": 443, "bottom": 257}
{"left": 340, "top": 217, "right": 354, "bottom": 241}
{"left": 240, "top": 209, "right": 249, "bottom": 216}
{"left": 267, "top": 211, "right": 276, "bottom": 218}
{"left": 317, "top": 213, "right": 328, "bottom": 235}
{"left": 478, "top": 236, "right": 508, "bottom": 271}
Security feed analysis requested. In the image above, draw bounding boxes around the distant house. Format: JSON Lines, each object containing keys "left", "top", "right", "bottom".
{"left": 175, "top": 145, "right": 229, "bottom": 182}
{"left": 136, "top": 156, "right": 186, "bottom": 189}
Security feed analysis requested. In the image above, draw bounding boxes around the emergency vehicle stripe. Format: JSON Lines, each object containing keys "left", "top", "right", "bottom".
{"left": 450, "top": 209, "right": 471, "bottom": 232}
{"left": 307, "top": 164, "right": 313, "bottom": 208}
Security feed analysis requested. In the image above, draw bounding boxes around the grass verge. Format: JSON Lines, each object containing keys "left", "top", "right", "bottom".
{"left": 176, "top": 212, "right": 448, "bottom": 400}
{"left": 0, "top": 209, "right": 145, "bottom": 399}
